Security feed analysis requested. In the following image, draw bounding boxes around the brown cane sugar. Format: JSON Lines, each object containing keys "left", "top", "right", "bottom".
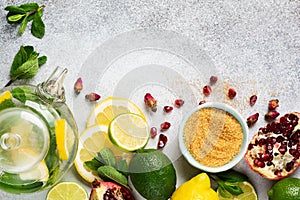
{"left": 183, "top": 107, "right": 243, "bottom": 167}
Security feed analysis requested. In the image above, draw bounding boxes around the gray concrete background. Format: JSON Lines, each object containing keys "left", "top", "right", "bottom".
{"left": 0, "top": 0, "right": 299, "bottom": 199}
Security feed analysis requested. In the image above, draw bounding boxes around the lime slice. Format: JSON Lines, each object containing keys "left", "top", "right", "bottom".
{"left": 74, "top": 125, "right": 131, "bottom": 183}
{"left": 0, "top": 91, "right": 12, "bottom": 103}
{"left": 109, "top": 113, "right": 149, "bottom": 152}
{"left": 87, "top": 96, "right": 145, "bottom": 127}
{"left": 55, "top": 119, "right": 68, "bottom": 160}
{"left": 217, "top": 181, "right": 258, "bottom": 200}
{"left": 46, "top": 182, "right": 88, "bottom": 200}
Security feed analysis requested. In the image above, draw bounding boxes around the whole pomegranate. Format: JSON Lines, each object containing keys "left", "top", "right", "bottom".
{"left": 245, "top": 112, "right": 300, "bottom": 180}
{"left": 89, "top": 179, "right": 135, "bottom": 200}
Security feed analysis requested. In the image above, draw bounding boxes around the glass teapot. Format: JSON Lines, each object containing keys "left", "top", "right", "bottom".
{"left": 0, "top": 67, "right": 78, "bottom": 193}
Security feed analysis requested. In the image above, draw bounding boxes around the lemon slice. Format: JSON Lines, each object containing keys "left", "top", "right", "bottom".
{"left": 87, "top": 96, "right": 145, "bottom": 127}
{"left": 11, "top": 149, "right": 49, "bottom": 182}
{"left": 46, "top": 182, "right": 88, "bottom": 200}
{"left": 19, "top": 160, "right": 49, "bottom": 182}
{"left": 74, "top": 125, "right": 130, "bottom": 183}
{"left": 217, "top": 181, "right": 258, "bottom": 200}
{"left": 109, "top": 113, "right": 149, "bottom": 152}
{"left": 55, "top": 119, "right": 69, "bottom": 160}
{"left": 0, "top": 91, "right": 12, "bottom": 103}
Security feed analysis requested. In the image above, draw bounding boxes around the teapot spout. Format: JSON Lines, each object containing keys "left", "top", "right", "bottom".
{"left": 37, "top": 67, "right": 67, "bottom": 103}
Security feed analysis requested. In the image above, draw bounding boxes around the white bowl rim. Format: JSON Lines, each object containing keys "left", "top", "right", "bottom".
{"left": 178, "top": 102, "right": 249, "bottom": 173}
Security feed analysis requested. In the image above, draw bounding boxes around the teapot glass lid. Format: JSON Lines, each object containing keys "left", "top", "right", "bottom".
{"left": 0, "top": 107, "right": 49, "bottom": 173}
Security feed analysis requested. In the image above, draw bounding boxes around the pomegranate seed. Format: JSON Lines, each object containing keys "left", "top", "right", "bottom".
{"left": 228, "top": 88, "right": 237, "bottom": 99}
{"left": 249, "top": 95, "right": 257, "bottom": 106}
{"left": 163, "top": 106, "right": 173, "bottom": 113}
{"left": 157, "top": 134, "right": 168, "bottom": 150}
{"left": 85, "top": 93, "right": 101, "bottom": 101}
{"left": 254, "top": 158, "right": 265, "bottom": 168}
{"left": 203, "top": 85, "right": 212, "bottom": 96}
{"left": 160, "top": 122, "right": 171, "bottom": 131}
{"left": 274, "top": 169, "right": 282, "bottom": 176}
{"left": 286, "top": 161, "right": 295, "bottom": 172}
{"left": 198, "top": 100, "right": 206, "bottom": 105}
{"left": 268, "top": 99, "right": 279, "bottom": 110}
{"left": 278, "top": 145, "right": 287, "bottom": 154}
{"left": 74, "top": 77, "right": 83, "bottom": 94}
{"left": 150, "top": 127, "right": 157, "bottom": 138}
{"left": 210, "top": 76, "right": 218, "bottom": 85}
{"left": 174, "top": 99, "right": 184, "bottom": 108}
{"left": 265, "top": 110, "right": 280, "bottom": 120}
{"left": 144, "top": 93, "right": 157, "bottom": 112}
{"left": 258, "top": 138, "right": 266, "bottom": 146}
{"left": 247, "top": 113, "right": 259, "bottom": 127}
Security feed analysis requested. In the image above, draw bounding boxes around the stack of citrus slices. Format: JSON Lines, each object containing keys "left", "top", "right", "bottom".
{"left": 74, "top": 97, "right": 149, "bottom": 183}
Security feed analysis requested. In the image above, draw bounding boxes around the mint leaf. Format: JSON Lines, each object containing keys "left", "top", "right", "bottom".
{"left": 84, "top": 158, "right": 103, "bottom": 171}
{"left": 96, "top": 148, "right": 116, "bottom": 166}
{"left": 19, "top": 3, "right": 39, "bottom": 12}
{"left": 97, "top": 166, "right": 128, "bottom": 187}
{"left": 215, "top": 169, "right": 248, "bottom": 183}
{"left": 115, "top": 159, "right": 129, "bottom": 177}
{"left": 10, "top": 58, "right": 39, "bottom": 80}
{"left": 7, "top": 14, "right": 25, "bottom": 22}
{"left": 218, "top": 180, "right": 244, "bottom": 196}
{"left": 4, "top": 6, "right": 26, "bottom": 14}
{"left": 11, "top": 88, "right": 26, "bottom": 103}
{"left": 18, "top": 15, "right": 29, "bottom": 35}
{"left": 0, "top": 99, "right": 15, "bottom": 111}
{"left": 31, "top": 12, "right": 45, "bottom": 39}
{"left": 38, "top": 55, "right": 47, "bottom": 66}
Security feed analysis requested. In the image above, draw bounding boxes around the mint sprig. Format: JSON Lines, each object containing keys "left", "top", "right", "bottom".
{"left": 5, "top": 3, "right": 45, "bottom": 38}
{"left": 5, "top": 45, "right": 47, "bottom": 87}
{"left": 209, "top": 169, "right": 248, "bottom": 198}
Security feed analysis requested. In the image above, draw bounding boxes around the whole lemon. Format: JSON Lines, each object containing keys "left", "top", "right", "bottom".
{"left": 268, "top": 177, "right": 300, "bottom": 200}
{"left": 171, "top": 173, "right": 219, "bottom": 200}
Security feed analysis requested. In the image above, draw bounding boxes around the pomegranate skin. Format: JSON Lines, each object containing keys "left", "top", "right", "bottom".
{"left": 245, "top": 112, "right": 300, "bottom": 180}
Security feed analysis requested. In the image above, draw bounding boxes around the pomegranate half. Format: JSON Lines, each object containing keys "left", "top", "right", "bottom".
{"left": 89, "top": 179, "right": 135, "bottom": 200}
{"left": 245, "top": 112, "right": 300, "bottom": 180}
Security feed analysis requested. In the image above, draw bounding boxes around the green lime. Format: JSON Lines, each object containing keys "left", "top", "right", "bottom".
{"left": 108, "top": 113, "right": 149, "bottom": 152}
{"left": 129, "top": 149, "right": 176, "bottom": 200}
{"left": 268, "top": 177, "right": 300, "bottom": 200}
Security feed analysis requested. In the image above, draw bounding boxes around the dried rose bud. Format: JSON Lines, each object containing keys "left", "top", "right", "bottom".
{"left": 174, "top": 99, "right": 184, "bottom": 108}
{"left": 249, "top": 95, "right": 257, "bottom": 106}
{"left": 144, "top": 93, "right": 157, "bottom": 112}
{"left": 210, "top": 76, "right": 218, "bottom": 85}
{"left": 160, "top": 122, "right": 171, "bottom": 131}
{"left": 74, "top": 77, "right": 83, "bottom": 94}
{"left": 247, "top": 113, "right": 259, "bottom": 127}
{"left": 157, "top": 134, "right": 168, "bottom": 150}
{"left": 265, "top": 110, "right": 280, "bottom": 120}
{"left": 198, "top": 100, "right": 206, "bottom": 105}
{"left": 85, "top": 93, "right": 101, "bottom": 102}
{"left": 150, "top": 127, "right": 157, "bottom": 138}
{"left": 163, "top": 106, "right": 173, "bottom": 113}
{"left": 228, "top": 88, "right": 237, "bottom": 99}
{"left": 268, "top": 99, "right": 279, "bottom": 110}
{"left": 203, "top": 85, "right": 212, "bottom": 96}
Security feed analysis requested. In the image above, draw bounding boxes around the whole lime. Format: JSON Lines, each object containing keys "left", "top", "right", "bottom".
{"left": 129, "top": 149, "right": 176, "bottom": 200}
{"left": 268, "top": 177, "right": 300, "bottom": 200}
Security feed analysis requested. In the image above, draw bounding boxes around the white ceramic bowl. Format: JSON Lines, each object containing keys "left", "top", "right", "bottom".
{"left": 178, "top": 102, "right": 249, "bottom": 173}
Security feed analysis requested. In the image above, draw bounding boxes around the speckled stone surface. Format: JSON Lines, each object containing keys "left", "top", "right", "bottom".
{"left": 0, "top": 0, "right": 299, "bottom": 199}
